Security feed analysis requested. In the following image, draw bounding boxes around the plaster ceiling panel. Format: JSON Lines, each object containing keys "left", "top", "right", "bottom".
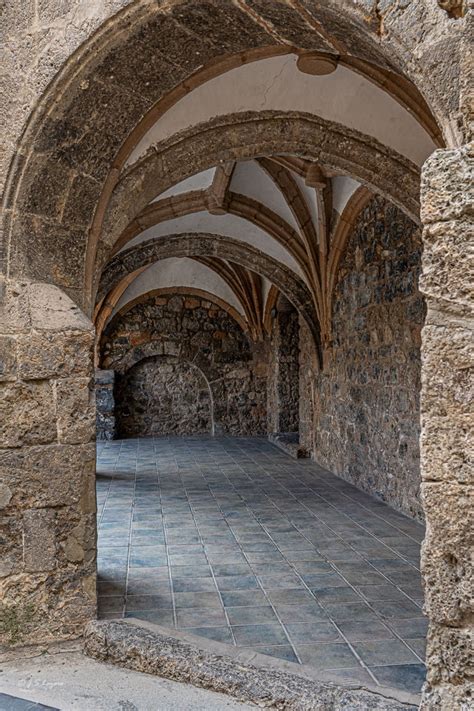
{"left": 230, "top": 160, "right": 300, "bottom": 231}
{"left": 332, "top": 176, "right": 361, "bottom": 215}
{"left": 120, "top": 212, "right": 305, "bottom": 280}
{"left": 127, "top": 54, "right": 436, "bottom": 168}
{"left": 113, "top": 257, "right": 243, "bottom": 316}
{"left": 151, "top": 169, "right": 216, "bottom": 201}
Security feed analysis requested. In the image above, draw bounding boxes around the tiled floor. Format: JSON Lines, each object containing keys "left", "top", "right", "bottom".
{"left": 97, "top": 437, "right": 427, "bottom": 695}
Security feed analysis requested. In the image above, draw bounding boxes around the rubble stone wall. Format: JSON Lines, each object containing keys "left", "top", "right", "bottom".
{"left": 100, "top": 293, "right": 268, "bottom": 436}
{"left": 115, "top": 356, "right": 213, "bottom": 437}
{"left": 95, "top": 369, "right": 115, "bottom": 440}
{"left": 313, "top": 197, "right": 425, "bottom": 520}
{"left": 267, "top": 304, "right": 300, "bottom": 435}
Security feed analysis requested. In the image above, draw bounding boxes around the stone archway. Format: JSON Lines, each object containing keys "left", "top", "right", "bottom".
{"left": 1, "top": 3, "right": 472, "bottom": 707}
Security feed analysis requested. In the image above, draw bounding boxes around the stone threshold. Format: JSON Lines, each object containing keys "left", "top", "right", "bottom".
{"left": 268, "top": 432, "right": 309, "bottom": 459}
{"left": 84, "top": 619, "right": 420, "bottom": 710}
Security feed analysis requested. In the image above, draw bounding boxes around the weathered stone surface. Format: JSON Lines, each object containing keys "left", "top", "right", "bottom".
{"left": 0, "top": 482, "right": 12, "bottom": 509}
{"left": 420, "top": 145, "right": 474, "bottom": 225}
{"left": 55, "top": 377, "right": 95, "bottom": 445}
{"left": 425, "top": 623, "right": 474, "bottom": 685}
{"left": 18, "top": 331, "right": 93, "bottom": 380}
{"left": 0, "top": 381, "right": 57, "bottom": 447}
{"left": 0, "top": 336, "right": 17, "bottom": 381}
{"left": 23, "top": 508, "right": 56, "bottom": 572}
{"left": 84, "top": 619, "right": 417, "bottom": 710}
{"left": 95, "top": 369, "right": 116, "bottom": 440}
{"left": 267, "top": 302, "right": 300, "bottom": 436}
{"left": 298, "top": 314, "right": 317, "bottom": 456}
{"left": 421, "top": 481, "right": 473, "bottom": 624}
{"left": 101, "top": 293, "right": 267, "bottom": 437}
{"left": 313, "top": 197, "right": 424, "bottom": 520}
{"left": 0, "top": 443, "right": 95, "bottom": 510}
{"left": 419, "top": 147, "right": 474, "bottom": 709}
{"left": 116, "top": 356, "right": 213, "bottom": 437}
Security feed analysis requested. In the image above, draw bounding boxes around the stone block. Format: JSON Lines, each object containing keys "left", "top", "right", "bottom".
{"left": 15, "top": 153, "right": 72, "bottom": 221}
{"left": 8, "top": 215, "right": 87, "bottom": 294}
{"left": 18, "top": 330, "right": 93, "bottom": 380}
{"left": 0, "top": 336, "right": 17, "bottom": 381}
{"left": 0, "top": 443, "right": 95, "bottom": 509}
{"left": 95, "top": 369, "right": 115, "bottom": 386}
{"left": 29, "top": 282, "right": 92, "bottom": 331}
{"left": 23, "top": 508, "right": 56, "bottom": 572}
{"left": 55, "top": 377, "right": 95, "bottom": 445}
{"left": 421, "top": 145, "right": 474, "bottom": 225}
{"left": 420, "top": 219, "right": 474, "bottom": 310}
{"left": 426, "top": 624, "right": 473, "bottom": 686}
{"left": 421, "top": 481, "right": 473, "bottom": 625}
{"left": 0, "top": 279, "right": 31, "bottom": 334}
{"left": 96, "top": 387, "right": 114, "bottom": 413}
{"left": 420, "top": 414, "right": 472, "bottom": 484}
{"left": 421, "top": 321, "right": 473, "bottom": 418}
{"left": 0, "top": 380, "right": 56, "bottom": 447}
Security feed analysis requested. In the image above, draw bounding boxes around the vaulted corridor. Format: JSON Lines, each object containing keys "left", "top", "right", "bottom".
{"left": 97, "top": 437, "right": 426, "bottom": 696}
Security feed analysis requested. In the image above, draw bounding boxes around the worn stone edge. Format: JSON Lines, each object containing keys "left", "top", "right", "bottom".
{"left": 83, "top": 619, "right": 419, "bottom": 710}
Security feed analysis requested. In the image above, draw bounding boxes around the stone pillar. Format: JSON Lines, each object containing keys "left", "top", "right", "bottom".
{"left": 419, "top": 146, "right": 473, "bottom": 709}
{"left": 95, "top": 369, "right": 116, "bottom": 440}
{"left": 267, "top": 303, "right": 300, "bottom": 435}
{"left": 0, "top": 280, "right": 97, "bottom": 646}
{"left": 298, "top": 314, "right": 318, "bottom": 457}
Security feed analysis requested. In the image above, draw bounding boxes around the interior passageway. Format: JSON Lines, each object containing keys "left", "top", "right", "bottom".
{"left": 97, "top": 437, "right": 426, "bottom": 695}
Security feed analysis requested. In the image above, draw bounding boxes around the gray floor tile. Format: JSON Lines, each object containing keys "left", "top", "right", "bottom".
{"left": 312, "top": 586, "right": 363, "bottom": 604}
{"left": 232, "top": 623, "right": 289, "bottom": 646}
{"left": 226, "top": 605, "right": 278, "bottom": 626}
{"left": 370, "top": 664, "right": 426, "bottom": 693}
{"left": 353, "top": 639, "right": 420, "bottom": 666}
{"left": 125, "top": 609, "right": 174, "bottom": 626}
{"left": 176, "top": 607, "right": 227, "bottom": 628}
{"left": 337, "top": 619, "right": 395, "bottom": 642}
{"left": 172, "top": 577, "right": 217, "bottom": 593}
{"left": 126, "top": 594, "right": 172, "bottom": 611}
{"left": 186, "top": 626, "right": 235, "bottom": 644}
{"left": 323, "top": 602, "right": 380, "bottom": 622}
{"left": 370, "top": 599, "right": 422, "bottom": 619}
{"left": 296, "top": 642, "right": 359, "bottom": 669}
{"left": 221, "top": 590, "right": 268, "bottom": 607}
{"left": 356, "top": 584, "right": 409, "bottom": 602}
{"left": 387, "top": 617, "right": 428, "bottom": 638}
{"left": 0, "top": 693, "right": 59, "bottom": 710}
{"left": 274, "top": 603, "right": 329, "bottom": 623}
{"left": 404, "top": 638, "right": 426, "bottom": 659}
{"left": 285, "top": 622, "right": 341, "bottom": 644}
{"left": 128, "top": 566, "right": 170, "bottom": 580}
{"left": 97, "top": 436, "right": 426, "bottom": 696}
{"left": 210, "top": 563, "right": 253, "bottom": 576}
{"left": 215, "top": 575, "right": 259, "bottom": 591}
{"left": 244, "top": 645, "right": 299, "bottom": 663}
{"left": 170, "top": 564, "right": 212, "bottom": 578}
{"left": 174, "top": 592, "right": 222, "bottom": 608}
{"left": 265, "top": 588, "right": 315, "bottom": 605}
{"left": 257, "top": 573, "right": 304, "bottom": 590}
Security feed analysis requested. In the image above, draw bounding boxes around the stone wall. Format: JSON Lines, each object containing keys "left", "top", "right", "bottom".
{"left": 95, "top": 369, "right": 115, "bottom": 440}
{"left": 313, "top": 197, "right": 425, "bottom": 520}
{"left": 100, "top": 293, "right": 268, "bottom": 437}
{"left": 115, "top": 356, "right": 212, "bottom": 437}
{"left": 267, "top": 303, "right": 300, "bottom": 434}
